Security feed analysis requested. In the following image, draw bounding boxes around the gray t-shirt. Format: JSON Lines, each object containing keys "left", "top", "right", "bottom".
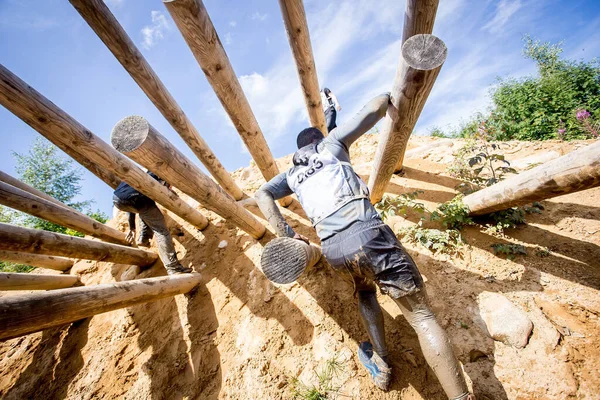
{"left": 259, "top": 93, "right": 388, "bottom": 240}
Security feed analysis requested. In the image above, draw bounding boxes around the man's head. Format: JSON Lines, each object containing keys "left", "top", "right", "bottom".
{"left": 296, "top": 127, "right": 324, "bottom": 149}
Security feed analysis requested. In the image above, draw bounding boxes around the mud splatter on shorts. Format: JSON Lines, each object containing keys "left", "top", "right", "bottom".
{"left": 321, "top": 218, "right": 423, "bottom": 298}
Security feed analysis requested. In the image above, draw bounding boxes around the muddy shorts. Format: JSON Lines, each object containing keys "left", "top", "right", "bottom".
{"left": 321, "top": 219, "right": 423, "bottom": 298}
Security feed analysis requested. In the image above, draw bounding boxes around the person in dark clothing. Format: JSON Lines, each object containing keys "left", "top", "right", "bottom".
{"left": 321, "top": 87, "right": 341, "bottom": 133}
{"left": 112, "top": 172, "right": 191, "bottom": 275}
{"left": 254, "top": 94, "right": 473, "bottom": 399}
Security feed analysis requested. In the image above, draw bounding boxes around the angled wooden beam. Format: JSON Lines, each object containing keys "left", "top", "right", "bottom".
{"left": 69, "top": 0, "right": 244, "bottom": 200}
{"left": 368, "top": 34, "right": 447, "bottom": 203}
{"left": 163, "top": 0, "right": 291, "bottom": 206}
{"left": 0, "top": 223, "right": 158, "bottom": 266}
{"left": 278, "top": 0, "right": 327, "bottom": 134}
{"left": 0, "top": 273, "right": 79, "bottom": 291}
{"left": 0, "top": 181, "right": 128, "bottom": 245}
{"left": 0, "top": 170, "right": 68, "bottom": 210}
{"left": 0, "top": 64, "right": 209, "bottom": 230}
{"left": 0, "top": 274, "right": 201, "bottom": 341}
{"left": 112, "top": 116, "right": 266, "bottom": 239}
{"left": 0, "top": 250, "right": 73, "bottom": 271}
{"left": 393, "top": 0, "right": 440, "bottom": 172}
{"left": 464, "top": 140, "right": 600, "bottom": 216}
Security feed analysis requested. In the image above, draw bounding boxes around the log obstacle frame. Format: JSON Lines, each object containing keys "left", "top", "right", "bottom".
{"left": 0, "top": 250, "right": 73, "bottom": 271}
{"left": 69, "top": 0, "right": 244, "bottom": 201}
{"left": 0, "top": 273, "right": 202, "bottom": 341}
{"left": 0, "top": 222, "right": 158, "bottom": 266}
{"left": 0, "top": 272, "right": 79, "bottom": 291}
{"left": 0, "top": 180, "right": 128, "bottom": 245}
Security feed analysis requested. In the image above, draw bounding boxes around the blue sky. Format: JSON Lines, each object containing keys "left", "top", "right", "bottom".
{"left": 1, "top": 0, "right": 599, "bottom": 215}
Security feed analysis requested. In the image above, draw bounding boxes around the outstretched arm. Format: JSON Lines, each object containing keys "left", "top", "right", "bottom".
{"left": 330, "top": 92, "right": 341, "bottom": 111}
{"left": 255, "top": 173, "right": 296, "bottom": 238}
{"left": 330, "top": 93, "right": 390, "bottom": 148}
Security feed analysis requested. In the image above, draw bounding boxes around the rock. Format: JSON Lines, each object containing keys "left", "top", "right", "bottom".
{"left": 218, "top": 240, "right": 228, "bottom": 249}
{"left": 478, "top": 292, "right": 533, "bottom": 348}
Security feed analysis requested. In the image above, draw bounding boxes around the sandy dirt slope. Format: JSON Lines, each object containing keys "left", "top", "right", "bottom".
{"left": 0, "top": 135, "right": 598, "bottom": 400}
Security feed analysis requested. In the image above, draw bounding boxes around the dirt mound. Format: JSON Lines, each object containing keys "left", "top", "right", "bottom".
{"left": 1, "top": 135, "right": 599, "bottom": 399}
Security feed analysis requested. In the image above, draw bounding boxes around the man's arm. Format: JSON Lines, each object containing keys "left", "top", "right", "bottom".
{"left": 330, "top": 92, "right": 341, "bottom": 111}
{"left": 126, "top": 212, "right": 136, "bottom": 243}
{"left": 255, "top": 172, "right": 296, "bottom": 238}
{"left": 330, "top": 93, "right": 390, "bottom": 148}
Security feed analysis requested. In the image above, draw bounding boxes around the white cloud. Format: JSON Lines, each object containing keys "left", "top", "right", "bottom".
{"left": 105, "top": 0, "right": 125, "bottom": 8}
{"left": 141, "top": 11, "right": 169, "bottom": 50}
{"left": 229, "top": 20, "right": 237, "bottom": 27}
{"left": 482, "top": 0, "right": 523, "bottom": 35}
{"left": 224, "top": 32, "right": 233, "bottom": 45}
{"left": 251, "top": 12, "right": 268, "bottom": 21}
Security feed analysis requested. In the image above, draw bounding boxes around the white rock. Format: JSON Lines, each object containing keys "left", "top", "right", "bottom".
{"left": 218, "top": 240, "right": 228, "bottom": 249}
{"left": 478, "top": 292, "right": 533, "bottom": 349}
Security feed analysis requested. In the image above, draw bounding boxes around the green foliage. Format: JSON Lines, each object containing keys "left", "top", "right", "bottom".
{"left": 455, "top": 36, "right": 600, "bottom": 141}
{"left": 429, "top": 126, "right": 453, "bottom": 138}
{"left": 480, "top": 202, "right": 544, "bottom": 235}
{"left": 491, "top": 243, "right": 527, "bottom": 260}
{"left": 535, "top": 247, "right": 551, "bottom": 258}
{"left": 398, "top": 226, "right": 464, "bottom": 255}
{"left": 448, "top": 136, "right": 517, "bottom": 193}
{"left": 375, "top": 191, "right": 425, "bottom": 222}
{"left": 88, "top": 210, "right": 109, "bottom": 224}
{"left": 430, "top": 195, "right": 473, "bottom": 230}
{"left": 0, "top": 261, "right": 35, "bottom": 273}
{"left": 290, "top": 356, "right": 343, "bottom": 400}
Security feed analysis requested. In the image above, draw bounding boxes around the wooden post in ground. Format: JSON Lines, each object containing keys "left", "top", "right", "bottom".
{"left": 0, "top": 170, "right": 68, "bottom": 210}
{"left": 368, "top": 35, "right": 447, "bottom": 203}
{"left": 392, "top": 0, "right": 440, "bottom": 172}
{"left": 0, "top": 250, "right": 73, "bottom": 271}
{"left": 0, "top": 273, "right": 201, "bottom": 340}
{"left": 163, "top": 0, "right": 291, "bottom": 206}
{"left": 464, "top": 140, "right": 600, "bottom": 216}
{"left": 0, "top": 223, "right": 158, "bottom": 266}
{"left": 69, "top": 0, "right": 244, "bottom": 200}
{"left": 278, "top": 0, "right": 327, "bottom": 134}
{"left": 0, "top": 64, "right": 209, "bottom": 230}
{"left": 0, "top": 181, "right": 128, "bottom": 245}
{"left": 111, "top": 116, "right": 266, "bottom": 239}
{"left": 0, "top": 273, "right": 79, "bottom": 291}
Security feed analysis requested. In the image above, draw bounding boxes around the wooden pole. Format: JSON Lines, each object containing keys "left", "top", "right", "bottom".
{"left": 0, "top": 170, "right": 68, "bottom": 210}
{"left": 69, "top": 0, "right": 244, "bottom": 201}
{"left": 0, "top": 273, "right": 201, "bottom": 340}
{"left": 0, "top": 223, "right": 158, "bottom": 266}
{"left": 278, "top": 0, "right": 327, "bottom": 134}
{"left": 368, "top": 35, "right": 447, "bottom": 203}
{"left": 464, "top": 140, "right": 600, "bottom": 216}
{"left": 111, "top": 116, "right": 266, "bottom": 239}
{"left": 163, "top": 0, "right": 291, "bottom": 206}
{"left": 393, "top": 0, "right": 440, "bottom": 172}
{"left": 0, "top": 250, "right": 73, "bottom": 271}
{"left": 0, "top": 273, "right": 79, "bottom": 291}
{"left": 0, "top": 181, "right": 128, "bottom": 245}
{"left": 0, "top": 64, "right": 209, "bottom": 230}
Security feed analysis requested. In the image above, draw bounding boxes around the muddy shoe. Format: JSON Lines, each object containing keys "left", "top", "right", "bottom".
{"left": 165, "top": 263, "right": 193, "bottom": 275}
{"left": 358, "top": 342, "right": 391, "bottom": 391}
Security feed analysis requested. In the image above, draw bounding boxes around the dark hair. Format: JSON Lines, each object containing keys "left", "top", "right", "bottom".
{"left": 296, "top": 127, "right": 324, "bottom": 148}
{"left": 322, "top": 87, "right": 331, "bottom": 95}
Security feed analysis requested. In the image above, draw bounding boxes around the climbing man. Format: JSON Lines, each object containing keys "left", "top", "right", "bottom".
{"left": 255, "top": 93, "right": 473, "bottom": 399}
{"left": 320, "top": 87, "right": 341, "bottom": 133}
{"left": 113, "top": 171, "right": 192, "bottom": 275}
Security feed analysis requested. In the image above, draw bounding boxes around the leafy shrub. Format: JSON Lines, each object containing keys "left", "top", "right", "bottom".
{"left": 491, "top": 243, "right": 528, "bottom": 260}
{"left": 0, "top": 261, "right": 35, "bottom": 273}
{"left": 398, "top": 226, "right": 464, "bottom": 255}
{"left": 430, "top": 195, "right": 473, "bottom": 230}
{"left": 375, "top": 191, "right": 425, "bottom": 222}
{"left": 290, "top": 356, "right": 343, "bottom": 400}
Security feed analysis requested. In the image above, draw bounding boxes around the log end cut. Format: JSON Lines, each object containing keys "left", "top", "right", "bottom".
{"left": 111, "top": 116, "right": 151, "bottom": 153}
{"left": 402, "top": 34, "right": 447, "bottom": 71}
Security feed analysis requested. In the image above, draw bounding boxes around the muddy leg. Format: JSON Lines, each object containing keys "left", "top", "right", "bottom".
{"left": 357, "top": 289, "right": 388, "bottom": 359}
{"left": 392, "top": 288, "right": 470, "bottom": 399}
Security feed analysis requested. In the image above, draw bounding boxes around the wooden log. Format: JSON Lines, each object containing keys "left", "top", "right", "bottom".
{"left": 0, "top": 64, "right": 209, "bottom": 230}
{"left": 0, "top": 223, "right": 158, "bottom": 266}
{"left": 69, "top": 0, "right": 244, "bottom": 201}
{"left": 463, "top": 140, "right": 600, "bottom": 216}
{"left": 278, "top": 0, "right": 327, "bottom": 134}
{"left": 393, "top": 0, "right": 440, "bottom": 172}
{"left": 163, "top": 0, "right": 291, "bottom": 207}
{"left": 0, "top": 273, "right": 201, "bottom": 340}
{"left": 368, "top": 35, "right": 447, "bottom": 203}
{"left": 111, "top": 116, "right": 266, "bottom": 239}
{"left": 0, "top": 170, "right": 68, "bottom": 210}
{"left": 0, "top": 250, "right": 73, "bottom": 271}
{"left": 0, "top": 273, "right": 79, "bottom": 291}
{"left": 0, "top": 181, "right": 128, "bottom": 245}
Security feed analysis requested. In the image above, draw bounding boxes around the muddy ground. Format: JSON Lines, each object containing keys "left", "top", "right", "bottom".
{"left": 0, "top": 135, "right": 598, "bottom": 399}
